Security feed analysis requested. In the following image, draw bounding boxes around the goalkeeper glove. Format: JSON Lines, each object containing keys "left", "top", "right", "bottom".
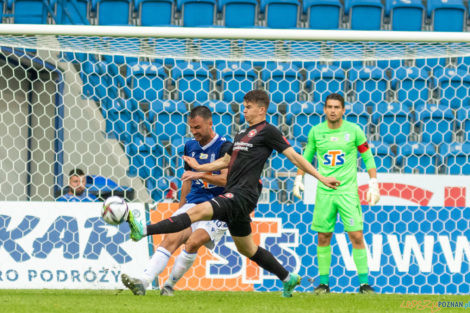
{"left": 366, "top": 178, "right": 380, "bottom": 205}
{"left": 293, "top": 175, "right": 304, "bottom": 199}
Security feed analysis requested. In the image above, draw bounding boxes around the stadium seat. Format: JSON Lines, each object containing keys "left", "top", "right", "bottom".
{"left": 136, "top": 0, "right": 174, "bottom": 26}
{"left": 177, "top": 0, "right": 216, "bottom": 27}
{"left": 439, "top": 142, "right": 470, "bottom": 175}
{"left": 307, "top": 65, "right": 346, "bottom": 103}
{"left": 303, "top": 0, "right": 342, "bottom": 29}
{"left": 203, "top": 101, "right": 235, "bottom": 138}
{"left": 55, "top": 0, "right": 91, "bottom": 24}
{"left": 391, "top": 66, "right": 430, "bottom": 109}
{"left": 399, "top": 142, "right": 437, "bottom": 174}
{"left": 434, "top": 67, "right": 470, "bottom": 110}
{"left": 217, "top": 61, "right": 257, "bottom": 103}
{"left": 260, "top": 0, "right": 300, "bottom": 29}
{"left": 368, "top": 141, "right": 395, "bottom": 173}
{"left": 11, "top": 0, "right": 50, "bottom": 24}
{"left": 349, "top": 67, "right": 388, "bottom": 106}
{"left": 373, "top": 102, "right": 411, "bottom": 144}
{"left": 105, "top": 99, "right": 141, "bottom": 143}
{"left": 243, "top": 41, "right": 276, "bottom": 64}
{"left": 344, "top": 102, "right": 370, "bottom": 132}
{"left": 125, "top": 62, "right": 167, "bottom": 103}
{"left": 262, "top": 62, "right": 302, "bottom": 104}
{"left": 172, "top": 61, "right": 212, "bottom": 103}
{"left": 96, "top": 0, "right": 132, "bottom": 25}
{"left": 219, "top": 0, "right": 257, "bottom": 28}
{"left": 415, "top": 104, "right": 454, "bottom": 145}
{"left": 386, "top": 0, "right": 424, "bottom": 31}
{"left": 346, "top": 0, "right": 383, "bottom": 30}
{"left": 427, "top": 0, "right": 466, "bottom": 32}
{"left": 148, "top": 100, "right": 188, "bottom": 141}
{"left": 291, "top": 101, "right": 323, "bottom": 142}
{"left": 81, "top": 60, "right": 107, "bottom": 100}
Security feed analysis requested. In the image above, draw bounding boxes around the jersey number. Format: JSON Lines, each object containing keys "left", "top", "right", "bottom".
{"left": 323, "top": 150, "right": 345, "bottom": 166}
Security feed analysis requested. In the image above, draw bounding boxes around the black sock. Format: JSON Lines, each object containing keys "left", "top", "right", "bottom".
{"left": 146, "top": 213, "right": 191, "bottom": 235}
{"left": 249, "top": 246, "right": 289, "bottom": 281}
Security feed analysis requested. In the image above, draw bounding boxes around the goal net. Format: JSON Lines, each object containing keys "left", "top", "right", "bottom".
{"left": 0, "top": 25, "right": 469, "bottom": 294}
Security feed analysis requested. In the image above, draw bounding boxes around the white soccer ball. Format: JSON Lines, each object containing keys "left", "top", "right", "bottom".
{"left": 101, "top": 196, "right": 129, "bottom": 225}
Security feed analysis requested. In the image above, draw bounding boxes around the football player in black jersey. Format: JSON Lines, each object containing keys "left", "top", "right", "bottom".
{"left": 127, "top": 90, "right": 340, "bottom": 297}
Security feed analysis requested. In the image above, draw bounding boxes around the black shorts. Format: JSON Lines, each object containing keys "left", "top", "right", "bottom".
{"left": 209, "top": 191, "right": 258, "bottom": 237}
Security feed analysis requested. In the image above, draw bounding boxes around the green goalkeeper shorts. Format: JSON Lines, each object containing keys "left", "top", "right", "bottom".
{"left": 311, "top": 192, "right": 363, "bottom": 233}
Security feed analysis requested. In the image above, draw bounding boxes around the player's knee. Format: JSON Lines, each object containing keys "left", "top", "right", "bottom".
{"left": 184, "top": 238, "right": 204, "bottom": 254}
{"left": 318, "top": 232, "right": 333, "bottom": 246}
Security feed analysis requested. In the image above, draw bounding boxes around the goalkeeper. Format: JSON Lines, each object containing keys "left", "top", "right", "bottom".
{"left": 293, "top": 93, "right": 380, "bottom": 294}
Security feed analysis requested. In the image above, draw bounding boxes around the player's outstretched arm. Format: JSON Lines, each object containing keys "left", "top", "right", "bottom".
{"left": 181, "top": 168, "right": 228, "bottom": 186}
{"left": 182, "top": 153, "right": 231, "bottom": 173}
{"left": 282, "top": 147, "right": 340, "bottom": 189}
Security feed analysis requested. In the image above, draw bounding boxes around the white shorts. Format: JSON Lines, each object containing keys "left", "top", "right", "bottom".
{"left": 172, "top": 203, "right": 228, "bottom": 250}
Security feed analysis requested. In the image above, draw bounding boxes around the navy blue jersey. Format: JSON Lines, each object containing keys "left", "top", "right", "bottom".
{"left": 184, "top": 134, "right": 232, "bottom": 204}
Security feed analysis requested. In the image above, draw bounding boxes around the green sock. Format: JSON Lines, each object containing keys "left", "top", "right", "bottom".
{"left": 317, "top": 245, "right": 331, "bottom": 285}
{"left": 352, "top": 248, "right": 369, "bottom": 285}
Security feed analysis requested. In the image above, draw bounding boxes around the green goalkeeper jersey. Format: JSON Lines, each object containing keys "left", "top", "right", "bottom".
{"left": 303, "top": 120, "right": 376, "bottom": 194}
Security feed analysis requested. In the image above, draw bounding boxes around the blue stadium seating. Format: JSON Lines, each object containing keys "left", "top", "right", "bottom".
{"left": 217, "top": 61, "right": 257, "bottom": 103}
{"left": 125, "top": 62, "right": 167, "bottom": 102}
{"left": 392, "top": 66, "right": 430, "bottom": 109}
{"left": 291, "top": 101, "right": 323, "bottom": 142}
{"left": 172, "top": 61, "right": 211, "bottom": 102}
{"left": 386, "top": 0, "right": 424, "bottom": 31}
{"left": 434, "top": 67, "right": 470, "bottom": 110}
{"left": 203, "top": 101, "right": 235, "bottom": 137}
{"left": 303, "top": 0, "right": 342, "bottom": 29}
{"left": 349, "top": 67, "right": 388, "bottom": 105}
{"left": 11, "top": 0, "right": 50, "bottom": 24}
{"left": 260, "top": 0, "right": 300, "bottom": 28}
{"left": 427, "top": 0, "right": 466, "bottom": 32}
{"left": 307, "top": 65, "right": 345, "bottom": 103}
{"left": 148, "top": 100, "right": 188, "bottom": 141}
{"left": 344, "top": 102, "right": 370, "bottom": 131}
{"left": 81, "top": 60, "right": 108, "bottom": 100}
{"left": 346, "top": 0, "right": 383, "bottom": 30}
{"left": 399, "top": 142, "right": 437, "bottom": 174}
{"left": 104, "top": 98, "right": 141, "bottom": 143}
{"left": 136, "top": 0, "right": 174, "bottom": 26}
{"left": 219, "top": 0, "right": 257, "bottom": 27}
{"left": 369, "top": 141, "right": 395, "bottom": 173}
{"left": 55, "top": 0, "right": 91, "bottom": 24}
{"left": 439, "top": 142, "right": 470, "bottom": 175}
{"left": 373, "top": 102, "right": 411, "bottom": 144}
{"left": 177, "top": 0, "right": 216, "bottom": 27}
{"left": 196, "top": 39, "right": 232, "bottom": 66}
{"left": 415, "top": 104, "right": 454, "bottom": 145}
{"left": 96, "top": 0, "right": 132, "bottom": 25}
{"left": 262, "top": 62, "right": 302, "bottom": 104}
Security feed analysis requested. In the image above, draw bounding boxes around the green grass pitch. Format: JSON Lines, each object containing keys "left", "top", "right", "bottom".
{"left": 1, "top": 290, "right": 469, "bottom": 313}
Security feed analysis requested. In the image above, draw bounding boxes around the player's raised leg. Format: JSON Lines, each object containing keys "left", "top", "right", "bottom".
{"left": 126, "top": 201, "right": 214, "bottom": 241}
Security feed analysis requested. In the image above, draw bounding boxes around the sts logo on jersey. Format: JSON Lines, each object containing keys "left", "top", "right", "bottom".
{"left": 323, "top": 150, "right": 345, "bottom": 166}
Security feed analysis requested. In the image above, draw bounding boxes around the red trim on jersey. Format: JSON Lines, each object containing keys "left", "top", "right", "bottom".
{"left": 283, "top": 136, "right": 290, "bottom": 145}
{"left": 357, "top": 141, "right": 369, "bottom": 153}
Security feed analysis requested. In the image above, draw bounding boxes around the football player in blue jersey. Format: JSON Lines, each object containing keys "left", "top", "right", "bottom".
{"left": 121, "top": 105, "right": 232, "bottom": 296}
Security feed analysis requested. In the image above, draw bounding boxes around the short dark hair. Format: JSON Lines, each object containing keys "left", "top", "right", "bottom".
{"left": 69, "top": 168, "right": 85, "bottom": 177}
{"left": 325, "top": 93, "right": 345, "bottom": 108}
{"left": 189, "top": 105, "right": 212, "bottom": 120}
{"left": 243, "top": 90, "right": 270, "bottom": 109}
